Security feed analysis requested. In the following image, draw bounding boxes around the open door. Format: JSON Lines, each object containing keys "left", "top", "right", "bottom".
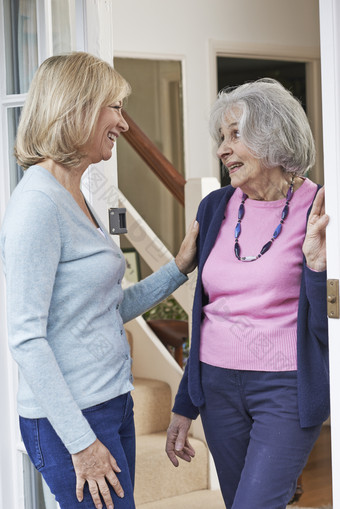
{"left": 319, "top": 1, "right": 340, "bottom": 507}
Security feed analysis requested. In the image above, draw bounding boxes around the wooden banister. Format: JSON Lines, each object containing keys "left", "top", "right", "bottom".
{"left": 122, "top": 110, "right": 186, "bottom": 206}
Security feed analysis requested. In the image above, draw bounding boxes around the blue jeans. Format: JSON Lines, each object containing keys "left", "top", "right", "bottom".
{"left": 199, "top": 363, "right": 322, "bottom": 509}
{"left": 20, "top": 393, "right": 136, "bottom": 509}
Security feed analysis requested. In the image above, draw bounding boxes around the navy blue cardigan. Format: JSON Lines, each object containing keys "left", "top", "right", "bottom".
{"left": 173, "top": 185, "right": 330, "bottom": 428}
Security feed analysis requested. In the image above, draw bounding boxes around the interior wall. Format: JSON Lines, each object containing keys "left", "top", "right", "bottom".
{"left": 111, "top": 0, "right": 320, "bottom": 181}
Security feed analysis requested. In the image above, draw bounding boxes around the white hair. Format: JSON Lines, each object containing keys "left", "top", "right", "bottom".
{"left": 209, "top": 78, "right": 315, "bottom": 175}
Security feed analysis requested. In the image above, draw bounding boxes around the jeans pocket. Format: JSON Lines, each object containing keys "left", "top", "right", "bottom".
{"left": 19, "top": 417, "right": 45, "bottom": 470}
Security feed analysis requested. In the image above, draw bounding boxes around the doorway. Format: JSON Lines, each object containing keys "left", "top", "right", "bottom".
{"left": 114, "top": 57, "right": 186, "bottom": 278}
{"left": 217, "top": 57, "right": 307, "bottom": 187}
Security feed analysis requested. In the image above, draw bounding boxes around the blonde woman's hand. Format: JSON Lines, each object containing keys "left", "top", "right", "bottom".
{"left": 72, "top": 439, "right": 124, "bottom": 509}
{"left": 303, "top": 187, "right": 329, "bottom": 272}
{"left": 175, "top": 219, "right": 199, "bottom": 275}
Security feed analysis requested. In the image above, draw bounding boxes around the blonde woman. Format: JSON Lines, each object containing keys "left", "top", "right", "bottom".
{"left": 1, "top": 52, "right": 198, "bottom": 509}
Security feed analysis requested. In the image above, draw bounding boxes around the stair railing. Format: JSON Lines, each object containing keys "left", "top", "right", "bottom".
{"left": 120, "top": 110, "right": 189, "bottom": 365}
{"left": 119, "top": 111, "right": 221, "bottom": 489}
{"left": 122, "top": 110, "right": 186, "bottom": 206}
{"left": 117, "top": 187, "right": 194, "bottom": 318}
{"left": 120, "top": 111, "right": 219, "bottom": 367}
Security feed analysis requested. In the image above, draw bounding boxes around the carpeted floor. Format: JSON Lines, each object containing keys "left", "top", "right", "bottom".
{"left": 290, "top": 506, "right": 332, "bottom": 509}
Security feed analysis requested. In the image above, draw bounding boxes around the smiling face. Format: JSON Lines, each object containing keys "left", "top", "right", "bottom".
{"left": 216, "top": 110, "right": 284, "bottom": 199}
{"left": 84, "top": 101, "right": 129, "bottom": 165}
{"left": 217, "top": 111, "right": 266, "bottom": 193}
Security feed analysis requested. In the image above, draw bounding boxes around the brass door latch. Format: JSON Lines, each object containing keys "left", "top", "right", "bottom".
{"left": 327, "top": 279, "right": 339, "bottom": 319}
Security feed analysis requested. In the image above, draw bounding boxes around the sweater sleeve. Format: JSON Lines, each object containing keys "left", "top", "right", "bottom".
{"left": 171, "top": 199, "right": 208, "bottom": 419}
{"left": 172, "top": 358, "right": 200, "bottom": 419}
{"left": 120, "top": 260, "right": 188, "bottom": 324}
{"left": 304, "top": 265, "right": 328, "bottom": 347}
{"left": 1, "top": 191, "right": 96, "bottom": 453}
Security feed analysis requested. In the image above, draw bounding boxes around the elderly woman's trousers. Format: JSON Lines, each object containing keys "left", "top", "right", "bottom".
{"left": 19, "top": 392, "right": 136, "bottom": 509}
{"left": 199, "top": 362, "right": 322, "bottom": 509}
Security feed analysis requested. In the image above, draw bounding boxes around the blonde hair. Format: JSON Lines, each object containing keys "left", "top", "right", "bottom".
{"left": 15, "top": 52, "right": 131, "bottom": 170}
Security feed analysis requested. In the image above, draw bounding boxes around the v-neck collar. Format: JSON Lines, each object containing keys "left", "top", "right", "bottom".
{"left": 32, "top": 165, "right": 109, "bottom": 240}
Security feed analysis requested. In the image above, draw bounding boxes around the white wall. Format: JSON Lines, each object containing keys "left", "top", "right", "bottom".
{"left": 111, "top": 0, "right": 320, "bottom": 180}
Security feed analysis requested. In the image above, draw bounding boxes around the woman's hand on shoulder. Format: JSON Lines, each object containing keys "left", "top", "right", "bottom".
{"left": 303, "top": 187, "right": 329, "bottom": 272}
{"left": 175, "top": 219, "right": 199, "bottom": 275}
{"left": 72, "top": 438, "right": 124, "bottom": 508}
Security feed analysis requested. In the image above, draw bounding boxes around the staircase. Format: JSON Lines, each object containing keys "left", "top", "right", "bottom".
{"left": 116, "top": 116, "right": 222, "bottom": 506}
{"left": 132, "top": 377, "right": 225, "bottom": 509}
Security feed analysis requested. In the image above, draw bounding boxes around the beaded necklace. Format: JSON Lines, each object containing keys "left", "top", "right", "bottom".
{"left": 234, "top": 176, "right": 295, "bottom": 262}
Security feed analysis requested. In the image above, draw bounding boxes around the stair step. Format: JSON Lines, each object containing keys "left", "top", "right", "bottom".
{"left": 136, "top": 489, "right": 225, "bottom": 509}
{"left": 134, "top": 432, "right": 209, "bottom": 505}
{"left": 132, "top": 378, "right": 171, "bottom": 436}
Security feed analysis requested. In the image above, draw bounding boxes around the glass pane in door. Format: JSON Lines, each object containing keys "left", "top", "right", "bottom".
{"left": 4, "top": 0, "right": 39, "bottom": 94}
{"left": 51, "top": 0, "right": 77, "bottom": 54}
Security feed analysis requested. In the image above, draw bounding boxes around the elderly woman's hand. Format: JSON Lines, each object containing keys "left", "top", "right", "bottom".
{"left": 175, "top": 220, "right": 199, "bottom": 275}
{"left": 302, "top": 187, "right": 329, "bottom": 272}
{"left": 166, "top": 413, "right": 195, "bottom": 467}
{"left": 72, "top": 439, "right": 124, "bottom": 509}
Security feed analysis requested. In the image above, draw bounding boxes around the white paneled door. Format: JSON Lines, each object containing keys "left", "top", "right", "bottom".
{"left": 0, "top": 1, "right": 107, "bottom": 507}
{"left": 319, "top": 1, "right": 340, "bottom": 507}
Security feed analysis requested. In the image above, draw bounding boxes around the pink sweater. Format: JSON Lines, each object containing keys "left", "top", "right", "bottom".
{"left": 200, "top": 178, "right": 317, "bottom": 371}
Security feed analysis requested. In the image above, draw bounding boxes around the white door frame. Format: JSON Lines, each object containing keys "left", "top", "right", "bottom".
{"left": 319, "top": 1, "right": 340, "bottom": 507}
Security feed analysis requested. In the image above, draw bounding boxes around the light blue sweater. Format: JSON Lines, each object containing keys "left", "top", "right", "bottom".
{"left": 1, "top": 165, "right": 187, "bottom": 453}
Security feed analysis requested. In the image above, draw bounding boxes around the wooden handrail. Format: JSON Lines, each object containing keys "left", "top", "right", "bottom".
{"left": 121, "top": 110, "right": 186, "bottom": 206}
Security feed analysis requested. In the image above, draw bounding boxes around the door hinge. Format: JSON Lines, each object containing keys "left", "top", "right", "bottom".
{"left": 327, "top": 279, "right": 339, "bottom": 319}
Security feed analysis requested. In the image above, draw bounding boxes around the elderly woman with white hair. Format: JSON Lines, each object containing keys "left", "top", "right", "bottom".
{"left": 166, "top": 78, "right": 329, "bottom": 508}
